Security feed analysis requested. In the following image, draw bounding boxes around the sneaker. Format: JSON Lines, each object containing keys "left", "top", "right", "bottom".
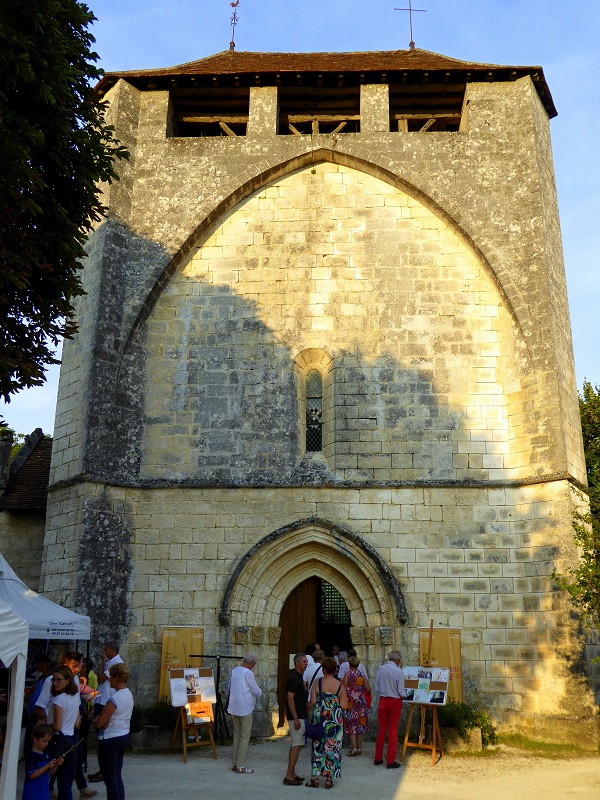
{"left": 87, "top": 772, "right": 103, "bottom": 783}
{"left": 80, "top": 790, "right": 99, "bottom": 798}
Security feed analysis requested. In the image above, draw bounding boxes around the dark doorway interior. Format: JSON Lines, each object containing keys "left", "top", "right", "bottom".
{"left": 277, "top": 577, "right": 351, "bottom": 726}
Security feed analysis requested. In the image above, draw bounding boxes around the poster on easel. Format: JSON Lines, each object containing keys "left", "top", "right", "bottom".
{"left": 418, "top": 627, "right": 462, "bottom": 702}
{"left": 403, "top": 666, "right": 450, "bottom": 705}
{"left": 159, "top": 626, "right": 204, "bottom": 701}
{"left": 186, "top": 700, "right": 214, "bottom": 726}
{"left": 169, "top": 668, "right": 216, "bottom": 708}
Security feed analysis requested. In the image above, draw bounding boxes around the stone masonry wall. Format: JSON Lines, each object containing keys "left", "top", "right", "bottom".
{"left": 42, "top": 478, "right": 596, "bottom": 740}
{"left": 141, "top": 161, "right": 530, "bottom": 484}
{"left": 47, "top": 76, "right": 586, "bottom": 487}
{"left": 0, "top": 511, "right": 46, "bottom": 591}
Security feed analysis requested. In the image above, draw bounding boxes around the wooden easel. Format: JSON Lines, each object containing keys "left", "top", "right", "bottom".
{"left": 172, "top": 704, "right": 217, "bottom": 763}
{"left": 401, "top": 620, "right": 445, "bottom": 765}
{"left": 400, "top": 702, "right": 444, "bottom": 766}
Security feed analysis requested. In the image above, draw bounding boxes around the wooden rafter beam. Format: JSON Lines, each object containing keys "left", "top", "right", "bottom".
{"left": 219, "top": 121, "right": 238, "bottom": 137}
{"left": 178, "top": 114, "right": 249, "bottom": 123}
{"left": 394, "top": 112, "right": 461, "bottom": 119}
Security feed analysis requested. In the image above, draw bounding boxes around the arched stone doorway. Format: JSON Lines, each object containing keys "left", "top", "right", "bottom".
{"left": 220, "top": 518, "right": 407, "bottom": 733}
{"left": 277, "top": 577, "right": 352, "bottom": 726}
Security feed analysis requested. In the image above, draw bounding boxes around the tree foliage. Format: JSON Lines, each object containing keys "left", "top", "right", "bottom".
{"left": 0, "top": 0, "right": 128, "bottom": 404}
{"left": 557, "top": 381, "right": 600, "bottom": 624}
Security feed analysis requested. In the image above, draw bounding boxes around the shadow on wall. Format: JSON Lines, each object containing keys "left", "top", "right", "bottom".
{"left": 133, "top": 273, "right": 462, "bottom": 485}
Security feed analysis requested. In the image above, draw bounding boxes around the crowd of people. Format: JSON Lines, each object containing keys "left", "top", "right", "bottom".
{"left": 21, "top": 639, "right": 405, "bottom": 796}
{"left": 228, "top": 644, "right": 407, "bottom": 789}
{"left": 22, "top": 640, "right": 133, "bottom": 800}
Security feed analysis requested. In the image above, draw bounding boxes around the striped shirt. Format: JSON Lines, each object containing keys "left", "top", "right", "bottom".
{"left": 375, "top": 661, "right": 406, "bottom": 698}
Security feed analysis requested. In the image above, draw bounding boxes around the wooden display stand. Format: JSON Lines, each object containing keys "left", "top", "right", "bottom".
{"left": 401, "top": 623, "right": 449, "bottom": 766}
{"left": 401, "top": 702, "right": 444, "bottom": 766}
{"left": 171, "top": 703, "right": 217, "bottom": 763}
{"left": 168, "top": 667, "right": 218, "bottom": 763}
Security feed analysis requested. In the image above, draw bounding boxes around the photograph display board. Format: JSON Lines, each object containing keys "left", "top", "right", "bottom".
{"left": 159, "top": 626, "right": 204, "bottom": 700}
{"left": 169, "top": 667, "right": 216, "bottom": 708}
{"left": 418, "top": 627, "right": 463, "bottom": 702}
{"left": 403, "top": 666, "right": 450, "bottom": 706}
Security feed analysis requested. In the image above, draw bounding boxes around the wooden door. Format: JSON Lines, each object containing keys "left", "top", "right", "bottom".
{"left": 277, "top": 577, "right": 318, "bottom": 726}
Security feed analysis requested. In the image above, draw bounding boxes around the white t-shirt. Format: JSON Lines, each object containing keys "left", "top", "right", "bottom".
{"left": 52, "top": 692, "right": 80, "bottom": 736}
{"left": 303, "top": 662, "right": 323, "bottom": 692}
{"left": 97, "top": 654, "right": 124, "bottom": 705}
{"left": 35, "top": 675, "right": 54, "bottom": 723}
{"left": 338, "top": 662, "right": 368, "bottom": 681}
{"left": 101, "top": 688, "right": 134, "bottom": 740}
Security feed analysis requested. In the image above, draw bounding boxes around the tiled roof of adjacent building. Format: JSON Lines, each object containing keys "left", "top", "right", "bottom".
{"left": 96, "top": 48, "right": 556, "bottom": 118}
{"left": 0, "top": 430, "right": 52, "bottom": 511}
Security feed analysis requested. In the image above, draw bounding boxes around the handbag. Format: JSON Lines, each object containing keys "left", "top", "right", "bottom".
{"left": 304, "top": 717, "right": 326, "bottom": 740}
{"left": 130, "top": 704, "right": 144, "bottom": 734}
{"left": 305, "top": 677, "right": 327, "bottom": 740}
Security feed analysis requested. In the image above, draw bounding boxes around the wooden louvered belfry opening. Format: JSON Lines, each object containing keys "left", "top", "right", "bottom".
{"left": 167, "top": 69, "right": 465, "bottom": 137}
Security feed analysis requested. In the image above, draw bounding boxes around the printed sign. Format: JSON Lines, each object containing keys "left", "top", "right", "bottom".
{"left": 403, "top": 666, "right": 450, "bottom": 705}
{"left": 159, "top": 626, "right": 204, "bottom": 700}
{"left": 418, "top": 627, "right": 463, "bottom": 702}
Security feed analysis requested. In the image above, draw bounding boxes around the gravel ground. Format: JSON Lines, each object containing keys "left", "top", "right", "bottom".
{"left": 70, "top": 734, "right": 600, "bottom": 800}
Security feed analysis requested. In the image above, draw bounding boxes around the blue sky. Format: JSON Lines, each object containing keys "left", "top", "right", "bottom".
{"left": 2, "top": 0, "right": 598, "bottom": 435}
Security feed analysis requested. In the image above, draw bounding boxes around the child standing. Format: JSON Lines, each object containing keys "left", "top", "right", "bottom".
{"left": 22, "top": 722, "right": 62, "bottom": 800}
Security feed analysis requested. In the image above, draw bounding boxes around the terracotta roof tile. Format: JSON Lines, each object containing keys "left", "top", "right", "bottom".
{"left": 0, "top": 433, "right": 52, "bottom": 511}
{"left": 103, "top": 48, "right": 540, "bottom": 77}
{"left": 96, "top": 48, "right": 555, "bottom": 117}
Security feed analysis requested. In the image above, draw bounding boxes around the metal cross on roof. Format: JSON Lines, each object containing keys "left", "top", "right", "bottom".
{"left": 229, "top": 0, "right": 240, "bottom": 51}
{"left": 394, "top": 0, "right": 426, "bottom": 50}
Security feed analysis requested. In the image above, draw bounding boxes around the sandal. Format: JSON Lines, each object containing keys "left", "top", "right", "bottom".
{"left": 356, "top": 749, "right": 362, "bottom": 755}
{"left": 305, "top": 778, "right": 319, "bottom": 788}
{"left": 236, "top": 766, "right": 254, "bottom": 774}
{"left": 348, "top": 749, "right": 359, "bottom": 756}
{"left": 325, "top": 780, "right": 333, "bottom": 789}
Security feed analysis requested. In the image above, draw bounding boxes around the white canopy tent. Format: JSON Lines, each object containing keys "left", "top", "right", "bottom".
{"left": 0, "top": 555, "right": 90, "bottom": 640}
{"left": 0, "top": 555, "right": 91, "bottom": 799}
{"left": 0, "top": 599, "right": 29, "bottom": 800}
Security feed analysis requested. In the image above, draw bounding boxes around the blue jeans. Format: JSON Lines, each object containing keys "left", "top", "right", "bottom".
{"left": 56, "top": 734, "right": 77, "bottom": 800}
{"left": 98, "top": 734, "right": 130, "bottom": 800}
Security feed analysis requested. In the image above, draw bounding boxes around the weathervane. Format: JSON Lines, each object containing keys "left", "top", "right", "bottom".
{"left": 229, "top": 0, "right": 240, "bottom": 51}
{"left": 394, "top": 0, "right": 426, "bottom": 50}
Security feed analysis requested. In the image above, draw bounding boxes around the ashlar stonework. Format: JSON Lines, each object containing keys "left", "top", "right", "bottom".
{"left": 33, "top": 48, "right": 598, "bottom": 743}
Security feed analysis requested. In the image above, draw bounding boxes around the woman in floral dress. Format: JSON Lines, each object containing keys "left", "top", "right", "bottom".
{"left": 342, "top": 655, "right": 371, "bottom": 756}
{"left": 306, "top": 657, "right": 348, "bottom": 789}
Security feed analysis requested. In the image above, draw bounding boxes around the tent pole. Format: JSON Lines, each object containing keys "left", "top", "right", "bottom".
{"left": 0, "top": 652, "right": 27, "bottom": 800}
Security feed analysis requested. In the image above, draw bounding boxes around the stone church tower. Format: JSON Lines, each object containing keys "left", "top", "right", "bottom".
{"left": 41, "top": 48, "right": 597, "bottom": 739}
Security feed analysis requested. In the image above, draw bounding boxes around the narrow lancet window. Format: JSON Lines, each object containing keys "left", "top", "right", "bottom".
{"left": 306, "top": 369, "right": 323, "bottom": 452}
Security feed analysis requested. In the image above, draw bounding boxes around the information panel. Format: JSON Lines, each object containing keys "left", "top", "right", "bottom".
{"left": 418, "top": 627, "right": 462, "bottom": 702}
{"left": 159, "top": 626, "right": 204, "bottom": 701}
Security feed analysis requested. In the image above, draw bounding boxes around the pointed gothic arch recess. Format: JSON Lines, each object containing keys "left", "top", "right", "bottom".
{"left": 220, "top": 517, "right": 408, "bottom": 631}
